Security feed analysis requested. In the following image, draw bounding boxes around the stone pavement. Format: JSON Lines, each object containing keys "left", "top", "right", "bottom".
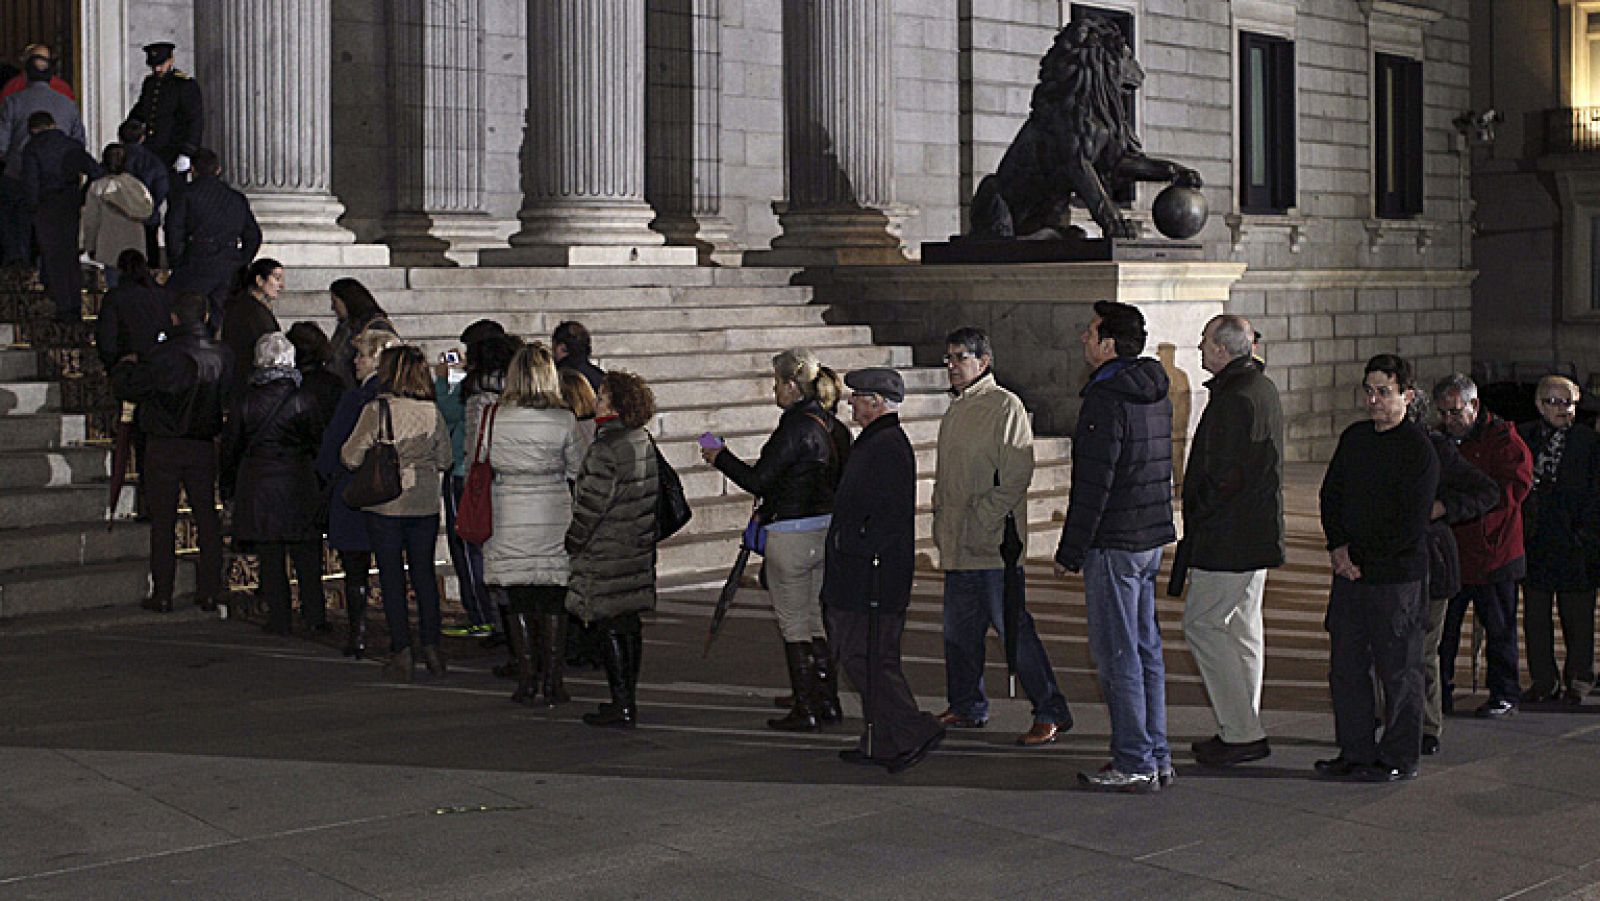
{"left": 5, "top": 469, "right": 1600, "bottom": 899}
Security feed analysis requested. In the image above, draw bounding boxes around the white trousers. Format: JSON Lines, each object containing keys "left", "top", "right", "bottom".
{"left": 764, "top": 528, "right": 827, "bottom": 643}
{"left": 1182, "top": 568, "right": 1269, "bottom": 743}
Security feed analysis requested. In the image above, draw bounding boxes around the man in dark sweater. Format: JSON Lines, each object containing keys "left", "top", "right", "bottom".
{"left": 552, "top": 320, "right": 604, "bottom": 393}
{"left": 1317, "top": 354, "right": 1439, "bottom": 782}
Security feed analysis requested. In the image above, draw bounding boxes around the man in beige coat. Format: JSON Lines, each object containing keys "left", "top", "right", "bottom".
{"left": 932, "top": 326, "right": 1073, "bottom": 746}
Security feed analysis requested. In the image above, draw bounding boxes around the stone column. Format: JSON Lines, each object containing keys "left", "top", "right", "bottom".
{"left": 484, "top": 0, "right": 694, "bottom": 266}
{"left": 751, "top": 0, "right": 904, "bottom": 266}
{"left": 383, "top": 0, "right": 501, "bottom": 265}
{"left": 646, "top": 0, "right": 740, "bottom": 264}
{"left": 195, "top": 0, "right": 387, "bottom": 266}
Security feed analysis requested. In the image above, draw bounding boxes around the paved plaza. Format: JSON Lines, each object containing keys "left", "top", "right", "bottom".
{"left": 4, "top": 472, "right": 1600, "bottom": 900}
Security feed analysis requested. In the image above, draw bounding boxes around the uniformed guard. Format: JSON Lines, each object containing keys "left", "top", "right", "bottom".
{"left": 128, "top": 42, "right": 203, "bottom": 168}
{"left": 165, "top": 148, "right": 261, "bottom": 331}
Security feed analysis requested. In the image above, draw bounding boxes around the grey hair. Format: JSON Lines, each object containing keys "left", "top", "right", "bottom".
{"left": 1432, "top": 373, "right": 1479, "bottom": 405}
{"left": 881, "top": 398, "right": 901, "bottom": 412}
{"left": 254, "top": 331, "right": 296, "bottom": 370}
{"left": 1209, "top": 315, "right": 1254, "bottom": 358}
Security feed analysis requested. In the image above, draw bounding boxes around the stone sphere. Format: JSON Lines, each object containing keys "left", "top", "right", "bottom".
{"left": 1152, "top": 184, "right": 1208, "bottom": 240}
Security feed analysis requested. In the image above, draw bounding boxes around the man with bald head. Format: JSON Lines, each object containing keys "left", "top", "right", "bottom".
{"left": 1179, "top": 314, "right": 1285, "bottom": 767}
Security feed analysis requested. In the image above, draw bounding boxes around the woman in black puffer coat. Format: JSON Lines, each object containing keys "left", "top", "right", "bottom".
{"left": 222, "top": 331, "right": 329, "bottom": 636}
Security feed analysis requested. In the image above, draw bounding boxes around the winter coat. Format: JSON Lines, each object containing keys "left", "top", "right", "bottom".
{"left": 932, "top": 372, "right": 1035, "bottom": 571}
{"left": 1446, "top": 413, "right": 1533, "bottom": 584}
{"left": 95, "top": 278, "right": 174, "bottom": 371}
{"left": 111, "top": 321, "right": 231, "bottom": 441}
{"left": 82, "top": 173, "right": 153, "bottom": 266}
{"left": 1182, "top": 355, "right": 1285, "bottom": 572}
{"left": 316, "top": 376, "right": 382, "bottom": 551}
{"left": 483, "top": 405, "right": 583, "bottom": 587}
{"left": 0, "top": 81, "right": 84, "bottom": 174}
{"left": 220, "top": 293, "right": 279, "bottom": 401}
{"left": 463, "top": 370, "right": 505, "bottom": 471}
{"left": 329, "top": 313, "right": 398, "bottom": 389}
{"left": 437, "top": 375, "right": 468, "bottom": 477}
{"left": 712, "top": 396, "right": 851, "bottom": 524}
{"left": 1055, "top": 357, "right": 1176, "bottom": 572}
{"left": 1518, "top": 420, "right": 1600, "bottom": 592}
{"left": 299, "top": 364, "right": 346, "bottom": 431}
{"left": 221, "top": 373, "right": 326, "bottom": 546}
{"left": 821, "top": 412, "right": 916, "bottom": 614}
{"left": 565, "top": 418, "right": 659, "bottom": 623}
{"left": 1426, "top": 430, "right": 1502, "bottom": 600}
{"left": 340, "top": 394, "right": 453, "bottom": 519}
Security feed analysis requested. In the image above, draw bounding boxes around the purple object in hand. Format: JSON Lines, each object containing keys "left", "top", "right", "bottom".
{"left": 698, "top": 432, "right": 724, "bottom": 451}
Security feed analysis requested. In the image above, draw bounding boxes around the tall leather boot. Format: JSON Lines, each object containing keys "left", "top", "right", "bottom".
{"left": 769, "top": 641, "right": 820, "bottom": 732}
{"left": 538, "top": 613, "right": 570, "bottom": 706}
{"left": 583, "top": 629, "right": 636, "bottom": 728}
{"left": 342, "top": 587, "right": 368, "bottom": 659}
{"left": 812, "top": 637, "right": 843, "bottom": 725}
{"left": 492, "top": 603, "right": 520, "bottom": 679}
{"left": 508, "top": 613, "right": 538, "bottom": 705}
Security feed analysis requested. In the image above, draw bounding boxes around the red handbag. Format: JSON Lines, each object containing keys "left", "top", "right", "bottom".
{"left": 455, "top": 403, "right": 496, "bottom": 544}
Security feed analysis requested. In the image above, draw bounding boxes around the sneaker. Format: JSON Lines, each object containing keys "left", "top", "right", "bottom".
{"left": 440, "top": 624, "right": 476, "bottom": 638}
{"left": 1314, "top": 755, "right": 1360, "bottom": 778}
{"left": 1077, "top": 764, "right": 1159, "bottom": 794}
{"left": 1158, "top": 766, "right": 1176, "bottom": 788}
{"left": 1475, "top": 698, "right": 1517, "bottom": 719}
{"left": 467, "top": 624, "right": 497, "bottom": 636}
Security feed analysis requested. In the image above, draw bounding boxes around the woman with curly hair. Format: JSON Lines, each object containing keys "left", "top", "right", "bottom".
{"left": 567, "top": 371, "right": 660, "bottom": 728}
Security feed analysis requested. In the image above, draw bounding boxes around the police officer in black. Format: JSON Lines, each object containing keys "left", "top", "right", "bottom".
{"left": 110, "top": 292, "right": 232, "bottom": 613}
{"left": 165, "top": 148, "right": 261, "bottom": 330}
{"left": 128, "top": 42, "right": 203, "bottom": 168}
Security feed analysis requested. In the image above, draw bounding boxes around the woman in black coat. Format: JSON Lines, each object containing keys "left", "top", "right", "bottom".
{"left": 222, "top": 331, "right": 328, "bottom": 636}
{"left": 287, "top": 321, "right": 345, "bottom": 427}
{"left": 328, "top": 277, "right": 398, "bottom": 388}
{"left": 95, "top": 250, "right": 173, "bottom": 372}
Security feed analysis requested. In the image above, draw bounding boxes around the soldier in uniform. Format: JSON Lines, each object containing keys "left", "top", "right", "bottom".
{"left": 165, "top": 148, "right": 261, "bottom": 331}
{"left": 128, "top": 42, "right": 203, "bottom": 168}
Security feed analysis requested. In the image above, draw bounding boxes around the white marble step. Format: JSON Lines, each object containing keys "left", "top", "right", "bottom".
{"left": 0, "top": 558, "right": 188, "bottom": 619}
{"left": 0, "top": 379, "right": 61, "bottom": 416}
{"left": 0, "top": 520, "right": 150, "bottom": 571}
{"left": 0, "top": 413, "right": 86, "bottom": 451}
{"left": 282, "top": 265, "right": 804, "bottom": 293}
{"left": 648, "top": 366, "right": 949, "bottom": 409}
{"left": 0, "top": 482, "right": 133, "bottom": 531}
{"left": 0, "top": 446, "right": 111, "bottom": 489}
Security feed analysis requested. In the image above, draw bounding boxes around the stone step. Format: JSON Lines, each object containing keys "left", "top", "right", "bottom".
{"left": 0, "top": 348, "right": 38, "bottom": 381}
{"left": 0, "top": 520, "right": 150, "bottom": 570}
{"left": 649, "top": 367, "right": 949, "bottom": 409}
{"left": 0, "top": 446, "right": 111, "bottom": 489}
{"left": 0, "top": 483, "right": 132, "bottom": 531}
{"left": 0, "top": 413, "right": 85, "bottom": 451}
{"left": 282, "top": 265, "right": 804, "bottom": 293}
{"left": 0, "top": 379, "right": 60, "bottom": 415}
{"left": 275, "top": 284, "right": 814, "bottom": 321}
{"left": 598, "top": 344, "right": 914, "bottom": 384}
{"left": 0, "top": 558, "right": 188, "bottom": 619}
{"left": 653, "top": 392, "right": 948, "bottom": 439}
{"left": 651, "top": 410, "right": 943, "bottom": 452}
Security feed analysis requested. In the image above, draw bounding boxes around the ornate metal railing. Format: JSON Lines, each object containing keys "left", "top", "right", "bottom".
{"left": 1546, "top": 107, "right": 1600, "bottom": 153}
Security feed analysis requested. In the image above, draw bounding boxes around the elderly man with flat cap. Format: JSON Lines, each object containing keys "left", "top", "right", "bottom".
{"left": 128, "top": 42, "right": 203, "bottom": 169}
{"left": 821, "top": 368, "right": 945, "bottom": 773}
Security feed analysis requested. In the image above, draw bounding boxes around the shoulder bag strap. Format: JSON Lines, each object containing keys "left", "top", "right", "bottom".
{"left": 379, "top": 397, "right": 394, "bottom": 444}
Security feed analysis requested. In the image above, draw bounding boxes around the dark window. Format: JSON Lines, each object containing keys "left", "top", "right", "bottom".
{"left": 1374, "top": 53, "right": 1424, "bottom": 219}
{"left": 1239, "top": 32, "right": 1296, "bottom": 214}
{"left": 1071, "top": 5, "right": 1136, "bottom": 205}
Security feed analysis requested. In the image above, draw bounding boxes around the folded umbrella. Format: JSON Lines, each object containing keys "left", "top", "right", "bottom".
{"left": 704, "top": 510, "right": 762, "bottom": 657}
{"left": 1000, "top": 511, "right": 1024, "bottom": 699}
{"left": 105, "top": 402, "right": 136, "bottom": 530}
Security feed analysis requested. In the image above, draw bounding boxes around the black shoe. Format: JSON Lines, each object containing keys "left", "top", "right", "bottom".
{"left": 886, "top": 729, "right": 945, "bottom": 775}
{"left": 584, "top": 628, "right": 636, "bottom": 728}
{"left": 141, "top": 596, "right": 173, "bottom": 613}
{"left": 1441, "top": 694, "right": 1454, "bottom": 716}
{"left": 307, "top": 621, "right": 334, "bottom": 635}
{"left": 195, "top": 597, "right": 217, "bottom": 613}
{"left": 1354, "top": 761, "right": 1418, "bottom": 783}
{"left": 1314, "top": 756, "right": 1360, "bottom": 778}
{"left": 1475, "top": 699, "right": 1517, "bottom": 718}
{"left": 1421, "top": 735, "right": 1440, "bottom": 756}
{"left": 1191, "top": 734, "right": 1226, "bottom": 757}
{"left": 1524, "top": 685, "right": 1559, "bottom": 703}
{"left": 811, "top": 637, "right": 843, "bottom": 725}
{"left": 1194, "top": 737, "right": 1271, "bottom": 768}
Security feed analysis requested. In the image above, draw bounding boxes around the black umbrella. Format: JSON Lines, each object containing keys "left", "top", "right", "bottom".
{"left": 704, "top": 507, "right": 763, "bottom": 657}
{"left": 105, "top": 403, "right": 137, "bottom": 530}
{"left": 1000, "top": 511, "right": 1024, "bottom": 699}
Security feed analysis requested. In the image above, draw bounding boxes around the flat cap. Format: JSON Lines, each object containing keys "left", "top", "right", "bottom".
{"left": 143, "top": 42, "right": 175, "bottom": 65}
{"left": 845, "top": 367, "right": 904, "bottom": 403}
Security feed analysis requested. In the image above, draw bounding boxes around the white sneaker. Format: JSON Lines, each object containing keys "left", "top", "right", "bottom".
{"left": 1078, "top": 763, "right": 1159, "bottom": 794}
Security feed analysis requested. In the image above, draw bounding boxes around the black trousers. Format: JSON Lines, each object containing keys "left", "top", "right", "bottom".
{"left": 144, "top": 221, "right": 161, "bottom": 269}
{"left": 33, "top": 196, "right": 81, "bottom": 319}
{"left": 1524, "top": 585, "right": 1597, "bottom": 695}
{"left": 506, "top": 584, "right": 568, "bottom": 616}
{"left": 338, "top": 549, "right": 372, "bottom": 606}
{"left": 1440, "top": 579, "right": 1522, "bottom": 704}
{"left": 258, "top": 539, "right": 326, "bottom": 632}
{"left": 1327, "top": 577, "right": 1425, "bottom": 770}
{"left": 826, "top": 604, "right": 943, "bottom": 762}
{"left": 144, "top": 436, "right": 222, "bottom": 604}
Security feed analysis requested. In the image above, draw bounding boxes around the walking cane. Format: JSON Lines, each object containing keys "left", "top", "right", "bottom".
{"left": 866, "top": 554, "right": 880, "bottom": 759}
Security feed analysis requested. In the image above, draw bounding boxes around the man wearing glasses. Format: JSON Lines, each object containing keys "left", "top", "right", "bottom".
{"left": 930, "top": 326, "right": 1073, "bottom": 747}
{"left": 1433, "top": 373, "right": 1533, "bottom": 720}
{"left": 1516, "top": 376, "right": 1599, "bottom": 705}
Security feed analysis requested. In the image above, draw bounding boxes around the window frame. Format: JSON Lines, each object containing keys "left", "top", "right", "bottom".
{"left": 1238, "top": 30, "right": 1297, "bottom": 215}
{"left": 1373, "top": 52, "right": 1424, "bottom": 220}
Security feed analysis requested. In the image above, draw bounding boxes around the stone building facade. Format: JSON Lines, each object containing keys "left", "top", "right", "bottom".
{"left": 58, "top": 0, "right": 1473, "bottom": 460}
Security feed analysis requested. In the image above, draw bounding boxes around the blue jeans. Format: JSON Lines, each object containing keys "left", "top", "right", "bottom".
{"left": 942, "top": 569, "right": 1072, "bottom": 724}
{"left": 1082, "top": 547, "right": 1169, "bottom": 774}
{"left": 367, "top": 514, "right": 443, "bottom": 653}
{"left": 442, "top": 475, "right": 494, "bottom": 626}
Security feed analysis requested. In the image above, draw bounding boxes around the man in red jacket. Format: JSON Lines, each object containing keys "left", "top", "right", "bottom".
{"left": 1434, "top": 374, "right": 1534, "bottom": 718}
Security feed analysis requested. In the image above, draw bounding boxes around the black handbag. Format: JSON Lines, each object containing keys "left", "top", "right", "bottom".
{"left": 650, "top": 433, "right": 692, "bottom": 541}
{"left": 342, "top": 398, "right": 403, "bottom": 508}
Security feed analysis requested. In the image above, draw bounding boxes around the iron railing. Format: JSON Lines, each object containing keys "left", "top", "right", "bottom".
{"left": 1546, "top": 107, "right": 1600, "bottom": 152}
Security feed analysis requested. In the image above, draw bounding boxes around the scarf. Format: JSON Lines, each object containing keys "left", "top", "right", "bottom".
{"left": 1534, "top": 425, "right": 1567, "bottom": 490}
{"left": 250, "top": 366, "right": 302, "bottom": 388}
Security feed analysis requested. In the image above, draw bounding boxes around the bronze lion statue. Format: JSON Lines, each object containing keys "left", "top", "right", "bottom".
{"left": 967, "top": 18, "right": 1202, "bottom": 241}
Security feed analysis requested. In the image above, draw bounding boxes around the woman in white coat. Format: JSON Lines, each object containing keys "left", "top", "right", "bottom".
{"left": 482, "top": 342, "right": 582, "bottom": 706}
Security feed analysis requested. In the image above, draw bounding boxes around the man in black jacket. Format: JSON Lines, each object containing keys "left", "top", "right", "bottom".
{"left": 1055, "top": 300, "right": 1176, "bottom": 794}
{"left": 552, "top": 320, "right": 604, "bottom": 393}
{"left": 1180, "top": 314, "right": 1284, "bottom": 768}
{"left": 111, "top": 292, "right": 231, "bottom": 613}
{"left": 1316, "top": 354, "right": 1438, "bottom": 782}
{"left": 165, "top": 148, "right": 261, "bottom": 329}
{"left": 19, "top": 110, "right": 101, "bottom": 321}
{"left": 821, "top": 368, "right": 944, "bottom": 773}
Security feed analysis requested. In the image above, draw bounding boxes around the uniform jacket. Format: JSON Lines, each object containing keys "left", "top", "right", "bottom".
{"left": 483, "top": 405, "right": 582, "bottom": 587}
{"left": 95, "top": 279, "right": 174, "bottom": 371}
{"left": 0, "top": 81, "right": 84, "bottom": 175}
{"left": 1426, "top": 429, "right": 1501, "bottom": 600}
{"left": 565, "top": 419, "right": 659, "bottom": 623}
{"left": 221, "top": 372, "right": 325, "bottom": 545}
{"left": 164, "top": 174, "right": 261, "bottom": 272}
{"left": 933, "top": 372, "right": 1035, "bottom": 571}
{"left": 82, "top": 173, "right": 154, "bottom": 265}
{"left": 821, "top": 412, "right": 917, "bottom": 614}
{"left": 1056, "top": 357, "right": 1176, "bottom": 572}
{"left": 340, "top": 394, "right": 452, "bottom": 518}
{"left": 1182, "top": 355, "right": 1284, "bottom": 572}
{"left": 1446, "top": 412, "right": 1533, "bottom": 584}
{"left": 1518, "top": 420, "right": 1600, "bottom": 592}
{"left": 111, "top": 321, "right": 230, "bottom": 440}
{"left": 316, "top": 376, "right": 382, "bottom": 551}
{"left": 713, "top": 397, "right": 850, "bottom": 524}
{"left": 220, "top": 293, "right": 279, "bottom": 400}
{"left": 129, "top": 69, "right": 203, "bottom": 165}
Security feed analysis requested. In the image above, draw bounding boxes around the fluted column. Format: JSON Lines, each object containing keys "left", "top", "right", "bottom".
{"left": 485, "top": 0, "right": 694, "bottom": 266}
{"left": 384, "top": 0, "right": 501, "bottom": 265}
{"left": 753, "top": 0, "right": 904, "bottom": 266}
{"left": 195, "top": 0, "right": 387, "bottom": 265}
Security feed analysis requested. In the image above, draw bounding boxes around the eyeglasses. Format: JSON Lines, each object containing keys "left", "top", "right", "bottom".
{"left": 942, "top": 352, "right": 976, "bottom": 364}
{"left": 1436, "top": 406, "right": 1468, "bottom": 417}
{"left": 1541, "top": 397, "right": 1577, "bottom": 408}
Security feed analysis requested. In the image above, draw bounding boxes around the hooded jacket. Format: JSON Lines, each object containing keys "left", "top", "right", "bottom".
{"left": 1055, "top": 356, "right": 1176, "bottom": 571}
{"left": 83, "top": 172, "right": 154, "bottom": 265}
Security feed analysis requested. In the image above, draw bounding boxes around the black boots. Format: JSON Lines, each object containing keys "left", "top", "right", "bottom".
{"left": 769, "top": 641, "right": 821, "bottom": 732}
{"left": 492, "top": 603, "right": 519, "bottom": 679}
{"left": 811, "top": 637, "right": 843, "bottom": 725}
{"left": 342, "top": 586, "right": 367, "bottom": 659}
{"left": 539, "top": 613, "right": 570, "bottom": 706}
{"left": 509, "top": 613, "right": 538, "bottom": 705}
{"left": 584, "top": 627, "right": 638, "bottom": 728}
{"left": 508, "top": 613, "right": 569, "bottom": 707}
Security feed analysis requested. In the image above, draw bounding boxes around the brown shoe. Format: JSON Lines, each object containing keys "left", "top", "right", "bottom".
{"left": 1016, "top": 722, "right": 1060, "bottom": 746}
{"left": 935, "top": 709, "right": 987, "bottom": 729}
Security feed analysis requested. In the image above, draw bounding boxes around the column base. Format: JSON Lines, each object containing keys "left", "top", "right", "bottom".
{"left": 753, "top": 205, "right": 911, "bottom": 267}
{"left": 257, "top": 242, "right": 392, "bottom": 267}
{"left": 383, "top": 212, "right": 509, "bottom": 267}
{"left": 479, "top": 244, "right": 699, "bottom": 267}
{"left": 651, "top": 214, "right": 745, "bottom": 266}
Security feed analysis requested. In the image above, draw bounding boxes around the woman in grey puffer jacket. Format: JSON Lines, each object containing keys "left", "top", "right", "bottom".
{"left": 566, "top": 370, "right": 660, "bottom": 728}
